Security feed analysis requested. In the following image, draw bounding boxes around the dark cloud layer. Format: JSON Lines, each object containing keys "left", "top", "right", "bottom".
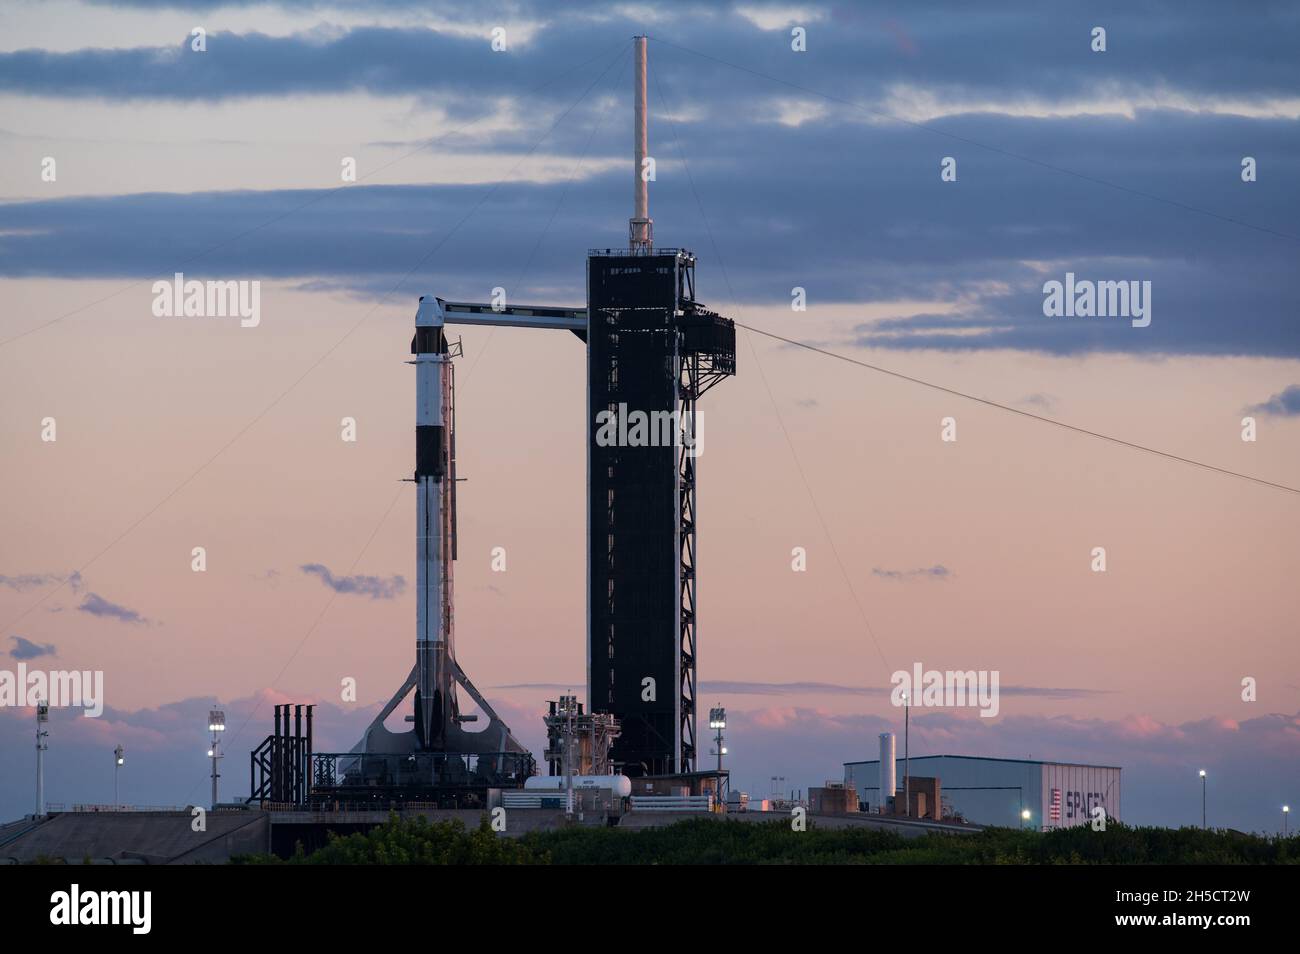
{"left": 1, "top": 6, "right": 1297, "bottom": 360}
{"left": 10, "top": 3, "right": 1300, "bottom": 104}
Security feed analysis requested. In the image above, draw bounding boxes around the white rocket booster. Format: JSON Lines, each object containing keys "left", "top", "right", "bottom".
{"left": 412, "top": 303, "right": 457, "bottom": 749}
{"left": 350, "top": 299, "right": 531, "bottom": 761}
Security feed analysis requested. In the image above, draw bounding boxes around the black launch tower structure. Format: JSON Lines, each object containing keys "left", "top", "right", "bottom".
{"left": 586, "top": 248, "right": 735, "bottom": 775}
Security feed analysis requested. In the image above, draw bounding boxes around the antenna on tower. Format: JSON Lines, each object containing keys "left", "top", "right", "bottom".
{"left": 629, "top": 35, "right": 653, "bottom": 251}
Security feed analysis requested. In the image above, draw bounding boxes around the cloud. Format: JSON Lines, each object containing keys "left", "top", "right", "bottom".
{"left": 300, "top": 563, "right": 405, "bottom": 599}
{"left": 8, "top": 636, "right": 56, "bottom": 660}
{"left": 1246, "top": 384, "right": 1300, "bottom": 417}
{"left": 872, "top": 564, "right": 952, "bottom": 581}
{"left": 0, "top": 573, "right": 54, "bottom": 591}
{"left": 1017, "top": 392, "right": 1057, "bottom": 411}
{"left": 0, "top": 570, "right": 82, "bottom": 592}
{"left": 77, "top": 592, "right": 148, "bottom": 625}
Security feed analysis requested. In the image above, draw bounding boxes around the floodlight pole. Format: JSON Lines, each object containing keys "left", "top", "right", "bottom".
{"left": 210, "top": 737, "right": 221, "bottom": 808}
{"left": 35, "top": 701, "right": 49, "bottom": 817}
{"left": 210, "top": 710, "right": 226, "bottom": 809}
{"left": 1200, "top": 770, "right": 1207, "bottom": 829}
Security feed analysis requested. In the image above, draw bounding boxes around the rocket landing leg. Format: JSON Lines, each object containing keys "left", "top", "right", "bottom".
{"left": 350, "top": 662, "right": 529, "bottom": 758}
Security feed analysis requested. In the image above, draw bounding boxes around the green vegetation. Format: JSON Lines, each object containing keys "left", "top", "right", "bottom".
{"left": 234, "top": 813, "right": 547, "bottom": 865}
{"left": 233, "top": 813, "right": 1300, "bottom": 865}
{"left": 523, "top": 818, "right": 1299, "bottom": 865}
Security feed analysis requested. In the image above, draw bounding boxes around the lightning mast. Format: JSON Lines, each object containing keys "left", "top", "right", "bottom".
{"left": 630, "top": 35, "right": 653, "bottom": 250}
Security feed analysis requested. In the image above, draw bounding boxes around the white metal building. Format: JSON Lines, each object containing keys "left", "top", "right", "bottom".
{"left": 843, "top": 754, "right": 1121, "bottom": 829}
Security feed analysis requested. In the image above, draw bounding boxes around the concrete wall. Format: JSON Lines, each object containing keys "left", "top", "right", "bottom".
{"left": 1, "top": 810, "right": 269, "bottom": 864}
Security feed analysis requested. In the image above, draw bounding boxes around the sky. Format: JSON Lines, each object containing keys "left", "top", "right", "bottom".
{"left": 0, "top": 1, "right": 1297, "bottom": 832}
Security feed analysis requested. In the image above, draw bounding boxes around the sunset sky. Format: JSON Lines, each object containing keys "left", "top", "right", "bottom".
{"left": 1, "top": 1, "right": 1297, "bottom": 830}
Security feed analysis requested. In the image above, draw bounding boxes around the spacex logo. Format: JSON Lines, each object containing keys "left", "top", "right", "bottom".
{"left": 49, "top": 884, "right": 151, "bottom": 934}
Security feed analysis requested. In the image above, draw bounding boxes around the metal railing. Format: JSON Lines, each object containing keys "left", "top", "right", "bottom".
{"left": 62, "top": 804, "right": 190, "bottom": 813}
{"left": 588, "top": 247, "right": 693, "bottom": 258}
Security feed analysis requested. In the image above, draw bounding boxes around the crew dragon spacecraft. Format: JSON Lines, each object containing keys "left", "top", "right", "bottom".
{"left": 348, "top": 36, "right": 736, "bottom": 789}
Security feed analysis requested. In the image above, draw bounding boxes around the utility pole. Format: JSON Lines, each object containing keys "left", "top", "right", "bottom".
{"left": 1199, "top": 769, "right": 1207, "bottom": 829}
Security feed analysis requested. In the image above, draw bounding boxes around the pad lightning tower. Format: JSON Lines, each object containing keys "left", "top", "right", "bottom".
{"left": 586, "top": 35, "right": 735, "bottom": 776}
{"left": 629, "top": 36, "right": 652, "bottom": 250}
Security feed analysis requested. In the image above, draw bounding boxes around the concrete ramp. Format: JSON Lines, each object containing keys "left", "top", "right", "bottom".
{"left": 0, "top": 810, "right": 269, "bottom": 864}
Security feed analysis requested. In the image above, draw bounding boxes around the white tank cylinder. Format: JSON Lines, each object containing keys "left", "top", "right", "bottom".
{"left": 879, "top": 732, "right": 896, "bottom": 813}
{"left": 524, "top": 775, "right": 632, "bottom": 798}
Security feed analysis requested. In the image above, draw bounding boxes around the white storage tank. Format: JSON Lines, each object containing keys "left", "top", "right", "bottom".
{"left": 879, "top": 732, "right": 896, "bottom": 813}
